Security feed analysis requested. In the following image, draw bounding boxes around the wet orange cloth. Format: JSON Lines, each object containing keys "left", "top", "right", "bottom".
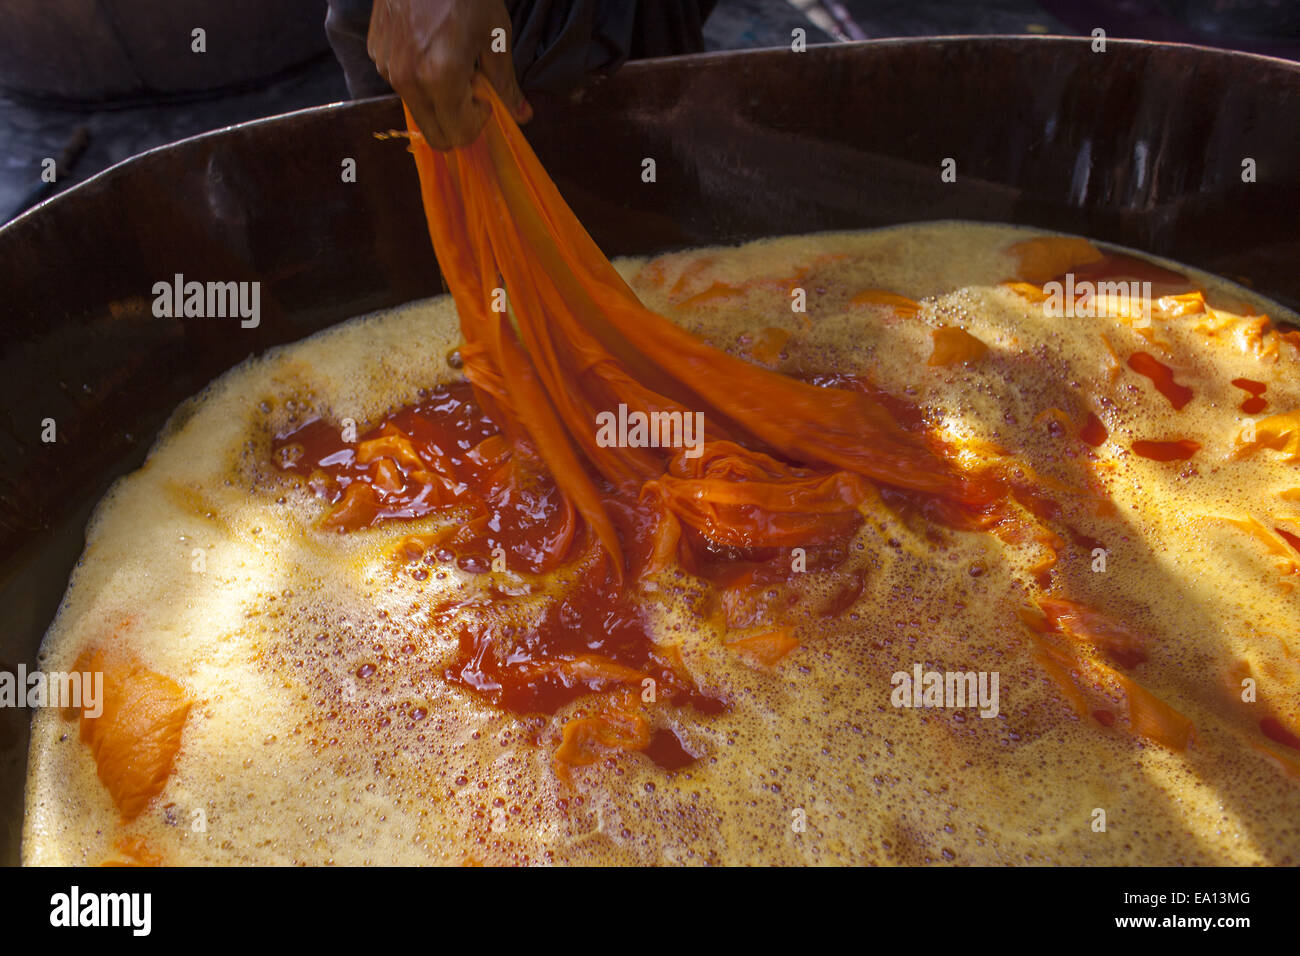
{"left": 403, "top": 76, "right": 976, "bottom": 576}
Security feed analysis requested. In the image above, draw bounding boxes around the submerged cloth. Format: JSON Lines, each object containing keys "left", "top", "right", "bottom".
{"left": 325, "top": 0, "right": 717, "bottom": 99}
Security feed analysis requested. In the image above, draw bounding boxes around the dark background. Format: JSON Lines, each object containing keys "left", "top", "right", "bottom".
{"left": 4, "top": 0, "right": 1298, "bottom": 224}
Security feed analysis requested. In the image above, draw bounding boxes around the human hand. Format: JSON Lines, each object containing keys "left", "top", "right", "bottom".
{"left": 368, "top": 0, "right": 532, "bottom": 149}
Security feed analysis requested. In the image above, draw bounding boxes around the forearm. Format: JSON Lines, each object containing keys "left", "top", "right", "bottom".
{"left": 326, "top": 0, "right": 714, "bottom": 101}
{"left": 323, "top": 0, "right": 714, "bottom": 147}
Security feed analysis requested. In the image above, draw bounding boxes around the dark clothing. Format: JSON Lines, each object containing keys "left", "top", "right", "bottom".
{"left": 325, "top": 0, "right": 715, "bottom": 99}
{"left": 326, "top": 0, "right": 389, "bottom": 98}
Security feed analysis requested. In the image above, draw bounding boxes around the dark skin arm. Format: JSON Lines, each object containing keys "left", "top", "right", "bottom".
{"left": 368, "top": 0, "right": 533, "bottom": 150}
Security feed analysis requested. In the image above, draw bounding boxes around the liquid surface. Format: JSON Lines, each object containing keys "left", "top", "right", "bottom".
{"left": 23, "top": 221, "right": 1300, "bottom": 866}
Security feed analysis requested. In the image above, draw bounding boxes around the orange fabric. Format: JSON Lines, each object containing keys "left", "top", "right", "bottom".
{"left": 73, "top": 647, "right": 191, "bottom": 821}
{"left": 402, "top": 76, "right": 980, "bottom": 579}
{"left": 1008, "top": 236, "right": 1103, "bottom": 283}
{"left": 928, "top": 326, "right": 989, "bottom": 366}
{"left": 1234, "top": 410, "right": 1300, "bottom": 462}
{"left": 102, "top": 835, "right": 163, "bottom": 867}
{"left": 1039, "top": 597, "right": 1148, "bottom": 667}
{"left": 726, "top": 627, "right": 800, "bottom": 668}
{"left": 1025, "top": 618, "right": 1195, "bottom": 751}
{"left": 1111, "top": 666, "right": 1196, "bottom": 751}
{"left": 850, "top": 289, "right": 921, "bottom": 317}
{"left": 554, "top": 693, "right": 652, "bottom": 780}
{"left": 747, "top": 326, "right": 791, "bottom": 364}
{"left": 642, "top": 442, "right": 870, "bottom": 549}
